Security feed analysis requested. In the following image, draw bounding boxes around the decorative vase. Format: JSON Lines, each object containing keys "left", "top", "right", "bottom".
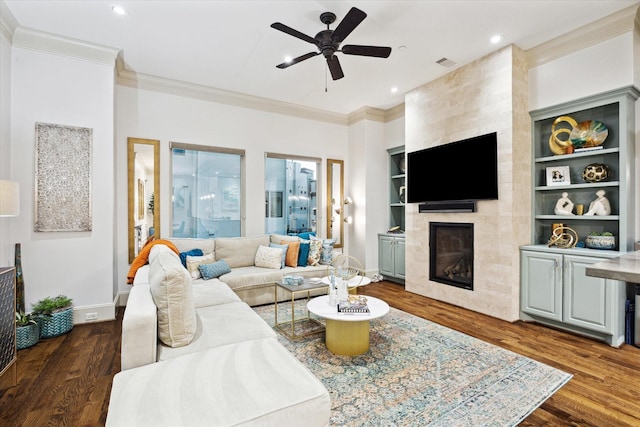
{"left": 38, "top": 307, "right": 74, "bottom": 338}
{"left": 15, "top": 243, "right": 25, "bottom": 314}
{"left": 16, "top": 323, "right": 39, "bottom": 350}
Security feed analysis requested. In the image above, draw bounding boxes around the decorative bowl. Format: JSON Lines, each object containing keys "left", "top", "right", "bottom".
{"left": 585, "top": 235, "right": 616, "bottom": 250}
{"left": 570, "top": 120, "right": 608, "bottom": 148}
{"left": 582, "top": 163, "right": 610, "bottom": 183}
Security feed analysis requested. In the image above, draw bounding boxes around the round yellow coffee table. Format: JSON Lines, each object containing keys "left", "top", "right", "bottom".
{"left": 307, "top": 295, "right": 389, "bottom": 356}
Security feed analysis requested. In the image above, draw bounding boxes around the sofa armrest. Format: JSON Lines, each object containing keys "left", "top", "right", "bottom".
{"left": 121, "top": 284, "right": 158, "bottom": 370}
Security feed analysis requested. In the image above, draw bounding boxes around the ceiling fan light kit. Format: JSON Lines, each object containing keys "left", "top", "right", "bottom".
{"left": 271, "top": 7, "right": 392, "bottom": 80}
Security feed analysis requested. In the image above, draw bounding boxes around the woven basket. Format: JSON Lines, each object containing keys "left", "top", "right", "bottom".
{"left": 17, "top": 323, "right": 40, "bottom": 350}
{"left": 39, "top": 307, "right": 74, "bottom": 338}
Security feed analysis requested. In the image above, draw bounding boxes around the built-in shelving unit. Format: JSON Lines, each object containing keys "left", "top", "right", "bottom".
{"left": 520, "top": 86, "right": 638, "bottom": 347}
{"left": 387, "top": 146, "right": 405, "bottom": 231}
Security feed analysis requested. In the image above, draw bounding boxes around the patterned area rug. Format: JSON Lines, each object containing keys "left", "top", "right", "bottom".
{"left": 253, "top": 302, "right": 572, "bottom": 427}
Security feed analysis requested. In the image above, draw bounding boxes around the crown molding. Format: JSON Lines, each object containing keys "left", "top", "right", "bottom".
{"left": 526, "top": 4, "right": 638, "bottom": 67}
{"left": 117, "top": 66, "right": 351, "bottom": 126}
{"left": 0, "top": 1, "right": 18, "bottom": 45}
{"left": 12, "top": 26, "right": 119, "bottom": 66}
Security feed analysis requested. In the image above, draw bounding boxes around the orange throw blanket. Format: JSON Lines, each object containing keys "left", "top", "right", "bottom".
{"left": 126, "top": 239, "right": 180, "bottom": 285}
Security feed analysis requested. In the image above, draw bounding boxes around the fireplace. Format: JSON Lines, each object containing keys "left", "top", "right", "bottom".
{"left": 429, "top": 222, "right": 473, "bottom": 290}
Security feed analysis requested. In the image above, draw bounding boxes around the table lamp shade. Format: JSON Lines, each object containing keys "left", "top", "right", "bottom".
{"left": 0, "top": 180, "right": 20, "bottom": 217}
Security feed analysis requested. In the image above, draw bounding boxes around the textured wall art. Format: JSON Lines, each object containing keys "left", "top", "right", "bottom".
{"left": 34, "top": 122, "right": 93, "bottom": 232}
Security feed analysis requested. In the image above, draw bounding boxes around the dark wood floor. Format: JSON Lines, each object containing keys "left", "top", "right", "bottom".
{"left": 1, "top": 280, "right": 639, "bottom": 426}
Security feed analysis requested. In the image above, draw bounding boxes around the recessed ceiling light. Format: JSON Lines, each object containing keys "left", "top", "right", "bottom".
{"left": 284, "top": 56, "right": 293, "bottom": 64}
{"left": 390, "top": 87, "right": 398, "bottom": 93}
{"left": 490, "top": 34, "right": 503, "bottom": 44}
{"left": 112, "top": 5, "right": 126, "bottom": 15}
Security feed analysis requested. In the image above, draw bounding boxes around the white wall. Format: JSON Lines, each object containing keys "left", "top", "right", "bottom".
{"left": 115, "top": 86, "right": 349, "bottom": 294}
{"left": 0, "top": 32, "right": 12, "bottom": 266}
{"left": 529, "top": 33, "right": 634, "bottom": 111}
{"left": 529, "top": 32, "right": 639, "bottom": 242}
{"left": 347, "top": 119, "right": 389, "bottom": 275}
{"left": 10, "top": 45, "right": 117, "bottom": 321}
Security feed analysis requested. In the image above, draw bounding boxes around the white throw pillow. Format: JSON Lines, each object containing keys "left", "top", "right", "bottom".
{"left": 254, "top": 245, "right": 284, "bottom": 269}
{"left": 186, "top": 253, "right": 216, "bottom": 279}
{"left": 149, "top": 250, "right": 197, "bottom": 348}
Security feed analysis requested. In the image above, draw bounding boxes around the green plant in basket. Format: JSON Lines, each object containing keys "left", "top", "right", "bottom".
{"left": 32, "top": 295, "right": 74, "bottom": 338}
{"left": 16, "top": 310, "right": 40, "bottom": 349}
{"left": 16, "top": 310, "right": 37, "bottom": 326}
{"left": 31, "top": 295, "right": 73, "bottom": 316}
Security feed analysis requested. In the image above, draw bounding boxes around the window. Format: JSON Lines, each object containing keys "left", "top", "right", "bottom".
{"left": 265, "top": 153, "right": 320, "bottom": 236}
{"left": 171, "top": 142, "right": 244, "bottom": 238}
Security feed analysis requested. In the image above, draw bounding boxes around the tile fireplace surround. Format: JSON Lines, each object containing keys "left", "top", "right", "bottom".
{"left": 404, "top": 45, "right": 530, "bottom": 322}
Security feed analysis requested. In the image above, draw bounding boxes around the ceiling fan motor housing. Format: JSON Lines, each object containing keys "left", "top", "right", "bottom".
{"left": 316, "top": 30, "right": 339, "bottom": 58}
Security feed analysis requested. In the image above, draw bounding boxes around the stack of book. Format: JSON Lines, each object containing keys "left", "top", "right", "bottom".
{"left": 337, "top": 299, "right": 370, "bottom": 315}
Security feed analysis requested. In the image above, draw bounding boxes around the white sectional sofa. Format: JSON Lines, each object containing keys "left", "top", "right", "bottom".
{"left": 107, "top": 236, "right": 333, "bottom": 426}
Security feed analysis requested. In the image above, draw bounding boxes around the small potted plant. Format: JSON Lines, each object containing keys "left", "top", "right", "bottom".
{"left": 16, "top": 311, "right": 40, "bottom": 350}
{"left": 585, "top": 231, "right": 616, "bottom": 250}
{"left": 32, "top": 295, "right": 74, "bottom": 338}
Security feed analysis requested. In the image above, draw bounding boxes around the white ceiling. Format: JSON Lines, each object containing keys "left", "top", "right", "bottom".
{"left": 4, "top": 0, "right": 639, "bottom": 115}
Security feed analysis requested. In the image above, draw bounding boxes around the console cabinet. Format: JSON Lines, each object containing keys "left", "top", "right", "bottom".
{"left": 520, "top": 249, "right": 625, "bottom": 346}
{"left": 378, "top": 233, "right": 405, "bottom": 283}
{"left": 520, "top": 86, "right": 638, "bottom": 347}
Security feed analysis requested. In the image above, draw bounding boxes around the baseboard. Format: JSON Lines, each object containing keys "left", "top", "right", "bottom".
{"left": 117, "top": 289, "right": 130, "bottom": 307}
{"left": 72, "top": 302, "right": 116, "bottom": 325}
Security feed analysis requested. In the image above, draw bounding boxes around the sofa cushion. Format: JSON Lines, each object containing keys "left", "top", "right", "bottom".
{"left": 186, "top": 253, "right": 216, "bottom": 279}
{"left": 254, "top": 245, "right": 283, "bottom": 269}
{"left": 269, "top": 243, "right": 288, "bottom": 268}
{"left": 215, "top": 235, "right": 270, "bottom": 268}
{"left": 191, "top": 280, "right": 241, "bottom": 308}
{"left": 311, "top": 236, "right": 337, "bottom": 265}
{"left": 127, "top": 239, "right": 180, "bottom": 285}
{"left": 307, "top": 239, "right": 322, "bottom": 266}
{"left": 107, "top": 337, "right": 331, "bottom": 427}
{"left": 280, "top": 240, "right": 300, "bottom": 267}
{"left": 179, "top": 249, "right": 203, "bottom": 268}
{"left": 298, "top": 241, "right": 310, "bottom": 267}
{"left": 157, "top": 301, "right": 276, "bottom": 362}
{"left": 169, "top": 237, "right": 215, "bottom": 257}
{"left": 218, "top": 266, "right": 284, "bottom": 291}
{"left": 199, "top": 259, "right": 232, "bottom": 280}
{"left": 149, "top": 250, "right": 197, "bottom": 348}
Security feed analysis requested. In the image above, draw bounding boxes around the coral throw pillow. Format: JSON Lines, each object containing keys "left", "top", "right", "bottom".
{"left": 280, "top": 240, "right": 300, "bottom": 267}
{"left": 127, "top": 239, "right": 180, "bottom": 285}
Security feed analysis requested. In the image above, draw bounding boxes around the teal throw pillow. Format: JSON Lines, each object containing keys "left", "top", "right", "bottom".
{"left": 199, "top": 260, "right": 232, "bottom": 280}
{"left": 297, "top": 241, "right": 310, "bottom": 267}
{"left": 297, "top": 232, "right": 316, "bottom": 240}
{"left": 180, "top": 249, "right": 203, "bottom": 267}
{"left": 269, "top": 243, "right": 288, "bottom": 269}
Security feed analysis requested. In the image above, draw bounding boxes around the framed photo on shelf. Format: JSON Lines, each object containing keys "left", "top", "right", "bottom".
{"left": 546, "top": 166, "right": 570, "bottom": 186}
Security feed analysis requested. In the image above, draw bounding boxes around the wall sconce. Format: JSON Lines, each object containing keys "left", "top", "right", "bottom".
{"left": 0, "top": 180, "right": 20, "bottom": 217}
{"left": 343, "top": 196, "right": 353, "bottom": 224}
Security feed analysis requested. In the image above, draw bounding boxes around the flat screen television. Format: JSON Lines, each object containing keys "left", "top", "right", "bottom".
{"left": 406, "top": 132, "right": 498, "bottom": 204}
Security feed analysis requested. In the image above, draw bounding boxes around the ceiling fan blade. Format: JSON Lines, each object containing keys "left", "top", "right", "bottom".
{"left": 276, "top": 52, "right": 319, "bottom": 69}
{"left": 326, "top": 56, "right": 344, "bottom": 80}
{"left": 270, "top": 22, "right": 317, "bottom": 45}
{"left": 332, "top": 7, "right": 367, "bottom": 43}
{"left": 342, "top": 45, "right": 392, "bottom": 58}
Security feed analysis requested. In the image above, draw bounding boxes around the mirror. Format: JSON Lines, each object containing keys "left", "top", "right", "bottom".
{"left": 128, "top": 137, "right": 160, "bottom": 263}
{"left": 327, "top": 159, "right": 344, "bottom": 248}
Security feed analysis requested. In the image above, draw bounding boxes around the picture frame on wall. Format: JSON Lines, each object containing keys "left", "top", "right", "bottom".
{"left": 546, "top": 166, "right": 570, "bottom": 186}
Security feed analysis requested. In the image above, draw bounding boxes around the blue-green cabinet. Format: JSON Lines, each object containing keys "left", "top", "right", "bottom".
{"left": 520, "top": 248, "right": 626, "bottom": 347}
{"left": 379, "top": 233, "right": 405, "bottom": 283}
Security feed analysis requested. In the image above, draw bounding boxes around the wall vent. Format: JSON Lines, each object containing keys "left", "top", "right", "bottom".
{"left": 436, "top": 57, "right": 456, "bottom": 67}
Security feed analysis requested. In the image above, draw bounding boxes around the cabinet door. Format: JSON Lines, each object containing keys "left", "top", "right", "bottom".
{"left": 378, "top": 236, "right": 395, "bottom": 276}
{"left": 563, "top": 255, "right": 613, "bottom": 334}
{"left": 521, "top": 251, "right": 562, "bottom": 321}
{"left": 394, "top": 238, "right": 405, "bottom": 278}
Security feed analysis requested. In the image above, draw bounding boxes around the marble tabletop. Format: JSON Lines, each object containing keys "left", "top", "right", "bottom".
{"left": 585, "top": 250, "right": 640, "bottom": 284}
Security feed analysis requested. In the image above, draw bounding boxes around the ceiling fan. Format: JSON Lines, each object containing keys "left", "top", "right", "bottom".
{"left": 270, "top": 7, "right": 392, "bottom": 81}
